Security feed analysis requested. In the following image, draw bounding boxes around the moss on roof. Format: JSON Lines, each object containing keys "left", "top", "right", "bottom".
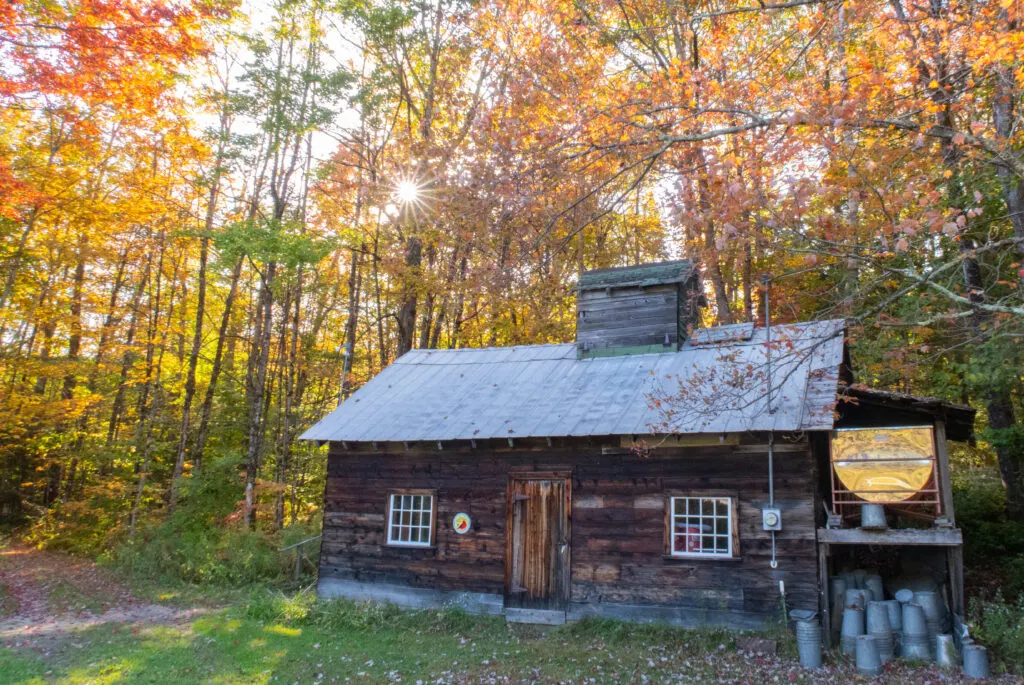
{"left": 578, "top": 259, "right": 696, "bottom": 290}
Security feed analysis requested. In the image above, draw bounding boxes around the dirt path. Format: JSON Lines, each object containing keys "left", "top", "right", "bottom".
{"left": 0, "top": 543, "right": 208, "bottom": 648}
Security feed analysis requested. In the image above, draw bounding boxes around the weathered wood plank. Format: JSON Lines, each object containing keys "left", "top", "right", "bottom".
{"left": 817, "top": 527, "right": 962, "bottom": 546}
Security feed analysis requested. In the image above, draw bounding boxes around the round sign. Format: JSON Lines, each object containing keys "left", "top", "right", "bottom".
{"left": 452, "top": 512, "right": 471, "bottom": 534}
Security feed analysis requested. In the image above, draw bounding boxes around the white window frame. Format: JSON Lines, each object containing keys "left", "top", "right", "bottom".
{"left": 386, "top": 491, "right": 436, "bottom": 547}
{"left": 667, "top": 495, "right": 736, "bottom": 559}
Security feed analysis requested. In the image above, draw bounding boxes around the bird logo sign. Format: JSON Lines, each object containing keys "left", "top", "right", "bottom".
{"left": 452, "top": 512, "right": 471, "bottom": 534}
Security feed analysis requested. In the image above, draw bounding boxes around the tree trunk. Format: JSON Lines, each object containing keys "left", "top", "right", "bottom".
{"left": 272, "top": 280, "right": 294, "bottom": 531}
{"left": 193, "top": 256, "right": 243, "bottom": 471}
{"left": 129, "top": 230, "right": 167, "bottom": 539}
{"left": 339, "top": 247, "right": 362, "bottom": 402}
{"left": 169, "top": 233, "right": 209, "bottom": 510}
{"left": 107, "top": 253, "right": 152, "bottom": 446}
{"left": 244, "top": 261, "right": 277, "bottom": 529}
{"left": 0, "top": 209, "right": 38, "bottom": 315}
{"left": 742, "top": 239, "right": 753, "bottom": 323}
{"left": 61, "top": 234, "right": 87, "bottom": 403}
{"left": 992, "top": 64, "right": 1024, "bottom": 283}
{"left": 396, "top": 234, "right": 421, "bottom": 357}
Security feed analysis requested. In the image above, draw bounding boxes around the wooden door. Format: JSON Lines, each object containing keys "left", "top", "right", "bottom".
{"left": 506, "top": 475, "right": 570, "bottom": 610}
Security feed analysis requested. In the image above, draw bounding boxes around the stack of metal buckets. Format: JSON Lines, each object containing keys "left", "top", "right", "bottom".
{"left": 825, "top": 571, "right": 990, "bottom": 678}
{"left": 808, "top": 504, "right": 992, "bottom": 677}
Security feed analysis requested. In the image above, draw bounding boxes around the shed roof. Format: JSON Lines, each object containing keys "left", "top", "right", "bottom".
{"left": 300, "top": 319, "right": 848, "bottom": 443}
{"left": 578, "top": 259, "right": 696, "bottom": 290}
{"left": 836, "top": 384, "right": 976, "bottom": 442}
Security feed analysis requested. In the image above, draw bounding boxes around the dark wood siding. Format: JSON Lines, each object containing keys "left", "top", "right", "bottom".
{"left": 320, "top": 436, "right": 818, "bottom": 625}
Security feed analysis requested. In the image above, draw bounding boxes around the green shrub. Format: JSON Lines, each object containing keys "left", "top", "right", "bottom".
{"left": 25, "top": 482, "right": 132, "bottom": 556}
{"left": 953, "top": 467, "right": 1024, "bottom": 597}
{"left": 108, "top": 456, "right": 320, "bottom": 588}
{"left": 246, "top": 587, "right": 316, "bottom": 623}
{"left": 970, "top": 593, "right": 1024, "bottom": 674}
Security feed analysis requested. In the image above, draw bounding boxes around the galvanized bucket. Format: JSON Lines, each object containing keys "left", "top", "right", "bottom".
{"left": 841, "top": 606, "right": 865, "bottom": 655}
{"left": 795, "top": 619, "right": 822, "bottom": 669}
{"left": 864, "top": 574, "right": 885, "bottom": 602}
{"left": 844, "top": 588, "right": 867, "bottom": 611}
{"left": 883, "top": 599, "right": 902, "bottom": 632}
{"left": 883, "top": 599, "right": 902, "bottom": 653}
{"left": 901, "top": 603, "right": 928, "bottom": 637}
{"left": 913, "top": 590, "right": 945, "bottom": 637}
{"left": 855, "top": 635, "right": 882, "bottom": 677}
{"left": 935, "top": 634, "right": 958, "bottom": 669}
{"left": 901, "top": 603, "right": 932, "bottom": 660}
{"left": 860, "top": 503, "right": 887, "bottom": 530}
{"left": 963, "top": 644, "right": 989, "bottom": 679}
{"left": 866, "top": 601, "right": 894, "bottom": 663}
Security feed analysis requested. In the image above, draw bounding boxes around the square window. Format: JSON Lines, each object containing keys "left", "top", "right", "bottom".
{"left": 387, "top": 492, "right": 435, "bottom": 547}
{"left": 667, "top": 496, "right": 735, "bottom": 558}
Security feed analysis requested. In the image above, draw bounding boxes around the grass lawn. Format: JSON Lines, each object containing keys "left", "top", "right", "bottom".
{"left": 3, "top": 593, "right": 810, "bottom": 684}
{"left": 6, "top": 591, "right": 1023, "bottom": 683}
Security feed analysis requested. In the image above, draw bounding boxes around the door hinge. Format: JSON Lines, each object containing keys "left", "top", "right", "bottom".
{"left": 509, "top": 585, "right": 528, "bottom": 593}
{"left": 513, "top": 493, "right": 531, "bottom": 502}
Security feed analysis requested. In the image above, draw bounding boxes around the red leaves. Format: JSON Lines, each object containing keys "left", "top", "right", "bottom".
{"left": 1, "top": 0, "right": 217, "bottom": 107}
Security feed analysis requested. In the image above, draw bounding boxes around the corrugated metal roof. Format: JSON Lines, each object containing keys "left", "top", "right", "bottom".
{"left": 578, "top": 260, "right": 696, "bottom": 290}
{"left": 300, "top": 319, "right": 847, "bottom": 443}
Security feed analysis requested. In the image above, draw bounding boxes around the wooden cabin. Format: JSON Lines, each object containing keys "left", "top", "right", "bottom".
{"left": 302, "top": 260, "right": 975, "bottom": 630}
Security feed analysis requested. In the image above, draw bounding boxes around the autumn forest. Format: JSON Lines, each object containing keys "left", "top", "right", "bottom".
{"left": 1, "top": 0, "right": 1023, "bottom": 593}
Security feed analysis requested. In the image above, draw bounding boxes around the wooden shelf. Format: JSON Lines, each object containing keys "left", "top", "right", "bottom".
{"left": 817, "top": 527, "right": 962, "bottom": 547}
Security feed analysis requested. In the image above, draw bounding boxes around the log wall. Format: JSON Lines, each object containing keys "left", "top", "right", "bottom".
{"left": 319, "top": 434, "right": 820, "bottom": 626}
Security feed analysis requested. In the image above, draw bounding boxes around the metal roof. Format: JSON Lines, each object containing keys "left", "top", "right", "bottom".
{"left": 301, "top": 320, "right": 847, "bottom": 443}
{"left": 836, "top": 384, "right": 976, "bottom": 442}
{"left": 578, "top": 259, "right": 696, "bottom": 290}
{"left": 687, "top": 322, "right": 756, "bottom": 346}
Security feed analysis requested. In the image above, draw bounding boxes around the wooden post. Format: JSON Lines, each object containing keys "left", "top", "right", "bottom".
{"left": 295, "top": 547, "right": 303, "bottom": 581}
{"left": 934, "top": 420, "right": 955, "bottom": 524}
{"left": 818, "top": 540, "right": 831, "bottom": 649}
{"left": 948, "top": 545, "right": 965, "bottom": 621}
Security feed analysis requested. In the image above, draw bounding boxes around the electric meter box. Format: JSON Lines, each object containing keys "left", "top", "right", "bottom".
{"left": 762, "top": 508, "right": 782, "bottom": 531}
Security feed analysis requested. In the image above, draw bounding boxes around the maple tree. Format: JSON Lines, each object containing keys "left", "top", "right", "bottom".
{"left": 0, "top": 0, "right": 1022, "bottom": 562}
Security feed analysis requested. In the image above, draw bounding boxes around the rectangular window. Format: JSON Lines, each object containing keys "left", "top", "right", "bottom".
{"left": 667, "top": 495, "right": 735, "bottom": 558}
{"left": 387, "top": 492, "right": 435, "bottom": 547}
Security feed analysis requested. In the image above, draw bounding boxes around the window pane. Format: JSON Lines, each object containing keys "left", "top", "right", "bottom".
{"left": 669, "top": 496, "right": 733, "bottom": 557}
{"left": 387, "top": 493, "right": 434, "bottom": 546}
